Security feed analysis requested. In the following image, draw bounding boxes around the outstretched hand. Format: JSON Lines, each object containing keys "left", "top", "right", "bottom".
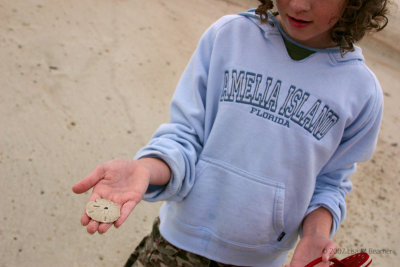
{"left": 72, "top": 159, "right": 151, "bottom": 234}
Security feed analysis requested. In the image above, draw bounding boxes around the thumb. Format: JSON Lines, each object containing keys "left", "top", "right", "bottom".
{"left": 72, "top": 165, "right": 105, "bottom": 194}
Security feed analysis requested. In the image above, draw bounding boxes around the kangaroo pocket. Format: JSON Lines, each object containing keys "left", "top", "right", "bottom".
{"left": 174, "top": 157, "right": 286, "bottom": 246}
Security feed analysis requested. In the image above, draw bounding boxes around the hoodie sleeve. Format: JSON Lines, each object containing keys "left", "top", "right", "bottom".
{"left": 133, "top": 20, "right": 220, "bottom": 202}
{"left": 304, "top": 80, "right": 383, "bottom": 237}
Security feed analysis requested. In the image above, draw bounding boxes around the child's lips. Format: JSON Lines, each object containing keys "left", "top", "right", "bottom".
{"left": 288, "top": 15, "right": 312, "bottom": 28}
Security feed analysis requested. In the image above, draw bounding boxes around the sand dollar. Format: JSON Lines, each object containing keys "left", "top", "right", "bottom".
{"left": 85, "top": 198, "right": 120, "bottom": 223}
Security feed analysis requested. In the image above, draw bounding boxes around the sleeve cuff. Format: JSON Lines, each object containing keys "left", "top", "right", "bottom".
{"left": 134, "top": 150, "right": 183, "bottom": 202}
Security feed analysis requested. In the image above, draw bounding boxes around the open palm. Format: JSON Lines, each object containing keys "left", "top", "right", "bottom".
{"left": 72, "top": 159, "right": 151, "bottom": 234}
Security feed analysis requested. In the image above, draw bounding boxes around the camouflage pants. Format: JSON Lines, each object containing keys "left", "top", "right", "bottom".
{"left": 124, "top": 217, "right": 245, "bottom": 267}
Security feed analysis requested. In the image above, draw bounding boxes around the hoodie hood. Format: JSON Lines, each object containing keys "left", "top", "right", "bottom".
{"left": 238, "top": 9, "right": 364, "bottom": 64}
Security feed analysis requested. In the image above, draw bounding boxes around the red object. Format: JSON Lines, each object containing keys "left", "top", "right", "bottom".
{"left": 304, "top": 252, "right": 372, "bottom": 267}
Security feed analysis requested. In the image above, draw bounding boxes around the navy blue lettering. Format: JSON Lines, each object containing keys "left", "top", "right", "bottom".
{"left": 265, "top": 80, "right": 281, "bottom": 112}
{"left": 221, "top": 69, "right": 339, "bottom": 140}
{"left": 278, "top": 86, "right": 296, "bottom": 116}
{"left": 232, "top": 70, "right": 245, "bottom": 102}
{"left": 291, "top": 91, "right": 310, "bottom": 125}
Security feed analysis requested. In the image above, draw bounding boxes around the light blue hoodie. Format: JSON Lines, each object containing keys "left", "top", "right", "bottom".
{"left": 135, "top": 10, "right": 383, "bottom": 267}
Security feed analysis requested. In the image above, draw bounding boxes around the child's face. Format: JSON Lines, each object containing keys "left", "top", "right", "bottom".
{"left": 276, "top": 0, "right": 347, "bottom": 48}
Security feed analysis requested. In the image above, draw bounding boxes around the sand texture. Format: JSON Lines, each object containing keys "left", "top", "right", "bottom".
{"left": 0, "top": 0, "right": 399, "bottom": 266}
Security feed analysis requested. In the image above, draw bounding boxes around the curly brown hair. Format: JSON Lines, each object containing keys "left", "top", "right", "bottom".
{"left": 255, "top": 0, "right": 390, "bottom": 53}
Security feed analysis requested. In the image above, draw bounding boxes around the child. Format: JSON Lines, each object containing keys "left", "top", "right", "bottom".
{"left": 72, "top": 0, "right": 390, "bottom": 266}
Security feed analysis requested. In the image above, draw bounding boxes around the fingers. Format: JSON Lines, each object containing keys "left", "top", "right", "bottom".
{"left": 85, "top": 201, "right": 136, "bottom": 234}
{"left": 322, "top": 241, "right": 337, "bottom": 262}
{"left": 80, "top": 192, "right": 101, "bottom": 227}
{"left": 98, "top": 223, "right": 113, "bottom": 234}
{"left": 81, "top": 211, "right": 91, "bottom": 226}
{"left": 81, "top": 195, "right": 136, "bottom": 234}
{"left": 72, "top": 164, "right": 105, "bottom": 194}
{"left": 114, "top": 200, "right": 137, "bottom": 228}
{"left": 87, "top": 220, "right": 100, "bottom": 234}
{"left": 85, "top": 221, "right": 113, "bottom": 234}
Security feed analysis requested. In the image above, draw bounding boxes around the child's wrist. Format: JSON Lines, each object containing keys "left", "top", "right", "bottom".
{"left": 136, "top": 157, "right": 171, "bottom": 186}
{"left": 302, "top": 207, "right": 333, "bottom": 238}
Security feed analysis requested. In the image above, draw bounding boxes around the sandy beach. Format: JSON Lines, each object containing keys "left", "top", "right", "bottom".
{"left": 1, "top": 0, "right": 399, "bottom": 266}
